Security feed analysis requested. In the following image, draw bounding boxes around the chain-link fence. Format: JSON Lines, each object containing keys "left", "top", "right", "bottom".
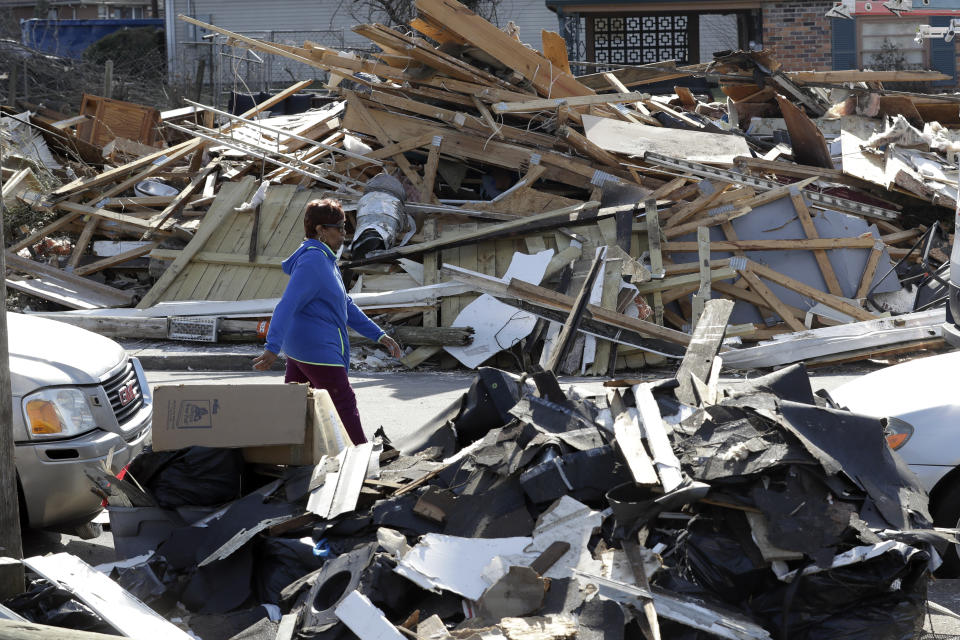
{"left": 170, "top": 28, "right": 376, "bottom": 112}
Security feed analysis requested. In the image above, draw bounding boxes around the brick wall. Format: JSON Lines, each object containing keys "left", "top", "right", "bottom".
{"left": 762, "top": 0, "right": 835, "bottom": 71}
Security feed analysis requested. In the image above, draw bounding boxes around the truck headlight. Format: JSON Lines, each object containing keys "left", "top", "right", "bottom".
{"left": 23, "top": 388, "right": 96, "bottom": 438}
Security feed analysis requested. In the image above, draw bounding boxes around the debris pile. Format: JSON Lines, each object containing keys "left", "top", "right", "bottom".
{"left": 2, "top": 0, "right": 959, "bottom": 372}
{"left": 3, "top": 318, "right": 946, "bottom": 639}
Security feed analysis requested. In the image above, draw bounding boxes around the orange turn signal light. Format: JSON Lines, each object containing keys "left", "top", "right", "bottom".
{"left": 886, "top": 432, "right": 909, "bottom": 450}
{"left": 26, "top": 400, "right": 62, "bottom": 435}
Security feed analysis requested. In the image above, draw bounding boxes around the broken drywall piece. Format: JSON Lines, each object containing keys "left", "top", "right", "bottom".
{"left": 445, "top": 249, "right": 554, "bottom": 368}
{"left": 582, "top": 114, "right": 750, "bottom": 164}
{"left": 613, "top": 406, "right": 659, "bottom": 485}
{"left": 395, "top": 534, "right": 536, "bottom": 600}
{"left": 334, "top": 590, "right": 406, "bottom": 639}
{"left": 524, "top": 496, "right": 604, "bottom": 580}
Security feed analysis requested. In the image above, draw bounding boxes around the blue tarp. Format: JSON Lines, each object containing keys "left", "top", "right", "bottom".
{"left": 21, "top": 19, "right": 163, "bottom": 59}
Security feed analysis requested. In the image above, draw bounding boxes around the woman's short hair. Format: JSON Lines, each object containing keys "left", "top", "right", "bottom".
{"left": 303, "top": 199, "right": 345, "bottom": 238}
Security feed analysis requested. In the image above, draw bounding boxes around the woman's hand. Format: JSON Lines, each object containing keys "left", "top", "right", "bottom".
{"left": 253, "top": 350, "right": 278, "bottom": 371}
{"left": 378, "top": 334, "right": 402, "bottom": 359}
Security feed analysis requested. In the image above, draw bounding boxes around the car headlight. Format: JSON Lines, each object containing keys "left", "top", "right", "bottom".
{"left": 23, "top": 388, "right": 96, "bottom": 439}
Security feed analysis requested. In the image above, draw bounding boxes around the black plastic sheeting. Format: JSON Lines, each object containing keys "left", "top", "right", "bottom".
{"left": 49, "top": 364, "right": 941, "bottom": 640}
{"left": 130, "top": 446, "right": 244, "bottom": 508}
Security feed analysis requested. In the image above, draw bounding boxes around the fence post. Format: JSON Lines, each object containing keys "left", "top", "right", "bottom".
{"left": 104, "top": 59, "right": 114, "bottom": 99}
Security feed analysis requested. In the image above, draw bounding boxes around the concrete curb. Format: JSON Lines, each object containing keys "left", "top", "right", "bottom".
{"left": 120, "top": 341, "right": 285, "bottom": 372}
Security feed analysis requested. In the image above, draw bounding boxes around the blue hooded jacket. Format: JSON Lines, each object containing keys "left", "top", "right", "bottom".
{"left": 264, "top": 239, "right": 384, "bottom": 367}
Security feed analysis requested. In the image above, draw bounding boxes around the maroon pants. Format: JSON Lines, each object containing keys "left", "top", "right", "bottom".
{"left": 285, "top": 358, "right": 367, "bottom": 445}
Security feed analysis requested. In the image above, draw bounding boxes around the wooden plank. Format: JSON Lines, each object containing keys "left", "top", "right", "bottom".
{"left": 343, "top": 201, "right": 601, "bottom": 267}
{"left": 739, "top": 267, "right": 806, "bottom": 332}
{"left": 557, "top": 126, "right": 622, "bottom": 168}
{"left": 746, "top": 259, "right": 875, "bottom": 321}
{"left": 713, "top": 280, "right": 807, "bottom": 322}
{"left": 414, "top": 0, "right": 594, "bottom": 98}
{"left": 344, "top": 92, "right": 427, "bottom": 195}
{"left": 690, "top": 226, "right": 711, "bottom": 330}
{"left": 540, "top": 30, "right": 572, "bottom": 75}
{"left": 546, "top": 251, "right": 606, "bottom": 373}
{"left": 855, "top": 240, "right": 885, "bottom": 299}
{"left": 341, "top": 106, "right": 609, "bottom": 188}
{"left": 789, "top": 188, "right": 843, "bottom": 297}
{"left": 662, "top": 238, "right": 876, "bottom": 252}
{"left": 493, "top": 91, "right": 650, "bottom": 113}
{"left": 53, "top": 200, "right": 173, "bottom": 233}
{"left": 421, "top": 135, "right": 443, "bottom": 201}
{"left": 137, "top": 178, "right": 257, "bottom": 308}
{"left": 674, "top": 298, "right": 734, "bottom": 406}
{"left": 422, "top": 218, "right": 439, "bottom": 328}
{"left": 67, "top": 217, "right": 99, "bottom": 270}
{"left": 74, "top": 243, "right": 158, "bottom": 276}
{"left": 645, "top": 198, "right": 664, "bottom": 325}
{"left": 788, "top": 70, "right": 950, "bottom": 84}
{"left": 662, "top": 182, "right": 735, "bottom": 228}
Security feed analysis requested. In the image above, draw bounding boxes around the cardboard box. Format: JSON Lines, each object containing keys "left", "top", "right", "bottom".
{"left": 243, "top": 388, "right": 352, "bottom": 465}
{"left": 152, "top": 384, "right": 311, "bottom": 451}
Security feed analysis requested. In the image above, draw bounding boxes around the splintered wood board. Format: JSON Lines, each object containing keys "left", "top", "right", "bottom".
{"left": 582, "top": 114, "right": 750, "bottom": 164}
{"left": 156, "top": 184, "right": 317, "bottom": 302}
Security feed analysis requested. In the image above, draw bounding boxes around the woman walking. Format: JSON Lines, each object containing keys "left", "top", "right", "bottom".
{"left": 253, "top": 198, "right": 402, "bottom": 444}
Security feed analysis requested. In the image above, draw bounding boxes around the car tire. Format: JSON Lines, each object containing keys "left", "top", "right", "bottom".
{"left": 932, "top": 485, "right": 960, "bottom": 577}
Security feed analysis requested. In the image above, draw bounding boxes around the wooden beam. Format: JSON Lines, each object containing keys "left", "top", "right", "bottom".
{"left": 6, "top": 253, "right": 135, "bottom": 307}
{"left": 343, "top": 91, "right": 427, "bottom": 196}
{"left": 746, "top": 259, "right": 875, "bottom": 321}
{"left": 74, "top": 243, "right": 158, "bottom": 276}
{"left": 493, "top": 91, "right": 649, "bottom": 114}
{"left": 855, "top": 240, "right": 885, "bottom": 299}
{"left": 414, "top": 0, "right": 594, "bottom": 98}
{"left": 662, "top": 238, "right": 876, "bottom": 252}
{"left": 790, "top": 188, "right": 843, "bottom": 297}
{"left": 545, "top": 251, "right": 605, "bottom": 372}
{"left": 421, "top": 135, "right": 443, "bottom": 202}
{"left": 674, "top": 299, "right": 734, "bottom": 406}
{"left": 149, "top": 248, "right": 283, "bottom": 268}
{"left": 739, "top": 266, "right": 806, "bottom": 332}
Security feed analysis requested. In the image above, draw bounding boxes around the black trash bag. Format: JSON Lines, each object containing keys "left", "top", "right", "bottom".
{"left": 677, "top": 517, "right": 775, "bottom": 606}
{"left": 747, "top": 543, "right": 930, "bottom": 640}
{"left": 142, "top": 447, "right": 244, "bottom": 508}
{"left": 3, "top": 578, "right": 114, "bottom": 633}
{"left": 110, "top": 555, "right": 177, "bottom": 609}
{"left": 254, "top": 536, "right": 325, "bottom": 605}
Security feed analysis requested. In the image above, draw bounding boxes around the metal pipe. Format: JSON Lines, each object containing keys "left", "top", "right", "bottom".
{"left": 181, "top": 98, "right": 378, "bottom": 164}
{"left": 163, "top": 122, "right": 360, "bottom": 194}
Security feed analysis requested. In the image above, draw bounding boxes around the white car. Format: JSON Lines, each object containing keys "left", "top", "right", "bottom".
{"left": 829, "top": 349, "right": 960, "bottom": 574}
{"left": 10, "top": 313, "right": 152, "bottom": 531}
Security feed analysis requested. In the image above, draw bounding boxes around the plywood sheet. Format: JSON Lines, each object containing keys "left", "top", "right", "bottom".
{"left": 582, "top": 115, "right": 750, "bottom": 164}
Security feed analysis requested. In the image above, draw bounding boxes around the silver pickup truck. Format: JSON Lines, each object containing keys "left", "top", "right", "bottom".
{"left": 11, "top": 313, "right": 152, "bottom": 531}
